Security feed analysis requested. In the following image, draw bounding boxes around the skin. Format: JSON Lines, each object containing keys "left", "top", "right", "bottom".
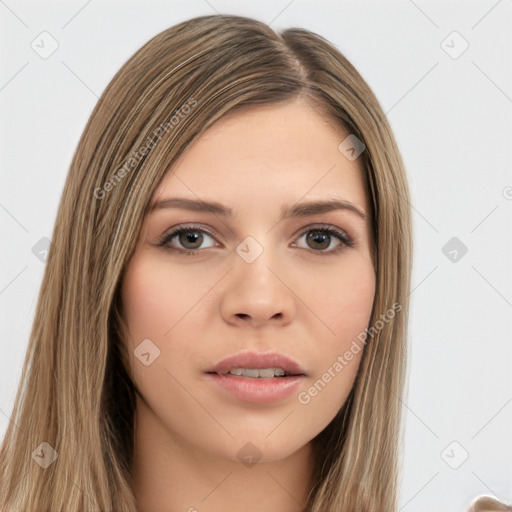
{"left": 121, "top": 96, "right": 375, "bottom": 512}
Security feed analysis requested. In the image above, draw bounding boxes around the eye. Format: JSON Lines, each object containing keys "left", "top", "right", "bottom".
{"left": 157, "top": 224, "right": 218, "bottom": 255}
{"left": 292, "top": 224, "right": 354, "bottom": 255}
{"left": 157, "top": 223, "right": 354, "bottom": 256}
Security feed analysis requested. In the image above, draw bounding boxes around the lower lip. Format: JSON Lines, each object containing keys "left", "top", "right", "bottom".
{"left": 204, "top": 373, "right": 305, "bottom": 403}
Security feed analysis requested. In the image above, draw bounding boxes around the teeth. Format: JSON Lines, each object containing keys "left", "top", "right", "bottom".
{"left": 227, "top": 367, "right": 287, "bottom": 378}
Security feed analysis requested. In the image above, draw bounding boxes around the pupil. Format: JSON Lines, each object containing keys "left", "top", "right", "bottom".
{"left": 180, "top": 231, "right": 202, "bottom": 249}
{"left": 307, "top": 231, "right": 329, "bottom": 250}
{"left": 177, "top": 231, "right": 331, "bottom": 251}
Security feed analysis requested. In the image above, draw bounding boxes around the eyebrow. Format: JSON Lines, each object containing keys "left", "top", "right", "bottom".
{"left": 151, "top": 197, "right": 366, "bottom": 220}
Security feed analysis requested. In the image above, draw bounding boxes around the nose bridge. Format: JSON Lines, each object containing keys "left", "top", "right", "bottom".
{"left": 219, "top": 233, "right": 296, "bottom": 326}
{"left": 235, "top": 234, "right": 273, "bottom": 275}
{"left": 233, "top": 234, "right": 285, "bottom": 296}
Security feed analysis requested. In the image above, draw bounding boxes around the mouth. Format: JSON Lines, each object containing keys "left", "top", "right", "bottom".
{"left": 204, "top": 371, "right": 306, "bottom": 404}
{"left": 203, "top": 351, "right": 308, "bottom": 403}
{"left": 205, "top": 367, "right": 305, "bottom": 378}
{"left": 204, "top": 350, "right": 308, "bottom": 378}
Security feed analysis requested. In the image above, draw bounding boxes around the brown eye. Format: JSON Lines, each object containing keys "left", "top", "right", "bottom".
{"left": 157, "top": 223, "right": 354, "bottom": 257}
{"left": 305, "top": 230, "right": 332, "bottom": 250}
{"left": 158, "top": 226, "right": 217, "bottom": 253}
{"left": 294, "top": 225, "right": 354, "bottom": 254}
{"left": 177, "top": 230, "right": 203, "bottom": 249}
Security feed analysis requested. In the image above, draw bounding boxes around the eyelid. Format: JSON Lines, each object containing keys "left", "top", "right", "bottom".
{"left": 159, "top": 223, "right": 221, "bottom": 240}
{"left": 293, "top": 223, "right": 354, "bottom": 250}
{"left": 156, "top": 222, "right": 355, "bottom": 255}
{"left": 157, "top": 223, "right": 220, "bottom": 250}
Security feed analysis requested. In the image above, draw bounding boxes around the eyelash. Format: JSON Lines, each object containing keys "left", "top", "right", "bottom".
{"left": 156, "top": 223, "right": 355, "bottom": 257}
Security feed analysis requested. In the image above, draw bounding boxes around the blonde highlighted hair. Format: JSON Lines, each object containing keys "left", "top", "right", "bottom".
{"left": 0, "top": 14, "right": 412, "bottom": 511}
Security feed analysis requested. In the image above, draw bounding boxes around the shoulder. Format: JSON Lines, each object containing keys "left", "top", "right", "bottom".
{"left": 468, "top": 495, "right": 512, "bottom": 511}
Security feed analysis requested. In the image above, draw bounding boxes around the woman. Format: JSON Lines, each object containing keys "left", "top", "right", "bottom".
{"left": 0, "top": 14, "right": 412, "bottom": 511}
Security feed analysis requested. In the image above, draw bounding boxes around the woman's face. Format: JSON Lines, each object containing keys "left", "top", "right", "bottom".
{"left": 121, "top": 97, "right": 375, "bottom": 464}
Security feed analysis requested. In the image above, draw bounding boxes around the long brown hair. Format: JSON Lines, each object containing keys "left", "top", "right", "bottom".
{"left": 0, "top": 14, "right": 412, "bottom": 511}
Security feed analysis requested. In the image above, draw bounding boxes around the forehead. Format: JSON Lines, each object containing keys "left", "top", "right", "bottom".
{"left": 152, "top": 98, "right": 368, "bottom": 213}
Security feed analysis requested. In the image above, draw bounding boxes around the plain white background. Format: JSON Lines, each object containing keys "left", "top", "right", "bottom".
{"left": 1, "top": 1, "right": 511, "bottom": 510}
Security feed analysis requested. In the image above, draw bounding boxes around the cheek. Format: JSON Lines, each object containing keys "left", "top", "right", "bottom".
{"left": 297, "top": 257, "right": 374, "bottom": 416}
{"left": 121, "top": 253, "right": 206, "bottom": 342}
{"left": 309, "top": 255, "right": 375, "bottom": 342}
{"left": 120, "top": 255, "right": 192, "bottom": 392}
{"left": 120, "top": 252, "right": 222, "bottom": 399}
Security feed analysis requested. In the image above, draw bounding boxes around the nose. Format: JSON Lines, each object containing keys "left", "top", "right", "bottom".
{"left": 219, "top": 243, "right": 297, "bottom": 329}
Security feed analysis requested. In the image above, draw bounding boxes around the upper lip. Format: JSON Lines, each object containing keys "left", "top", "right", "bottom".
{"left": 205, "top": 351, "right": 308, "bottom": 376}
